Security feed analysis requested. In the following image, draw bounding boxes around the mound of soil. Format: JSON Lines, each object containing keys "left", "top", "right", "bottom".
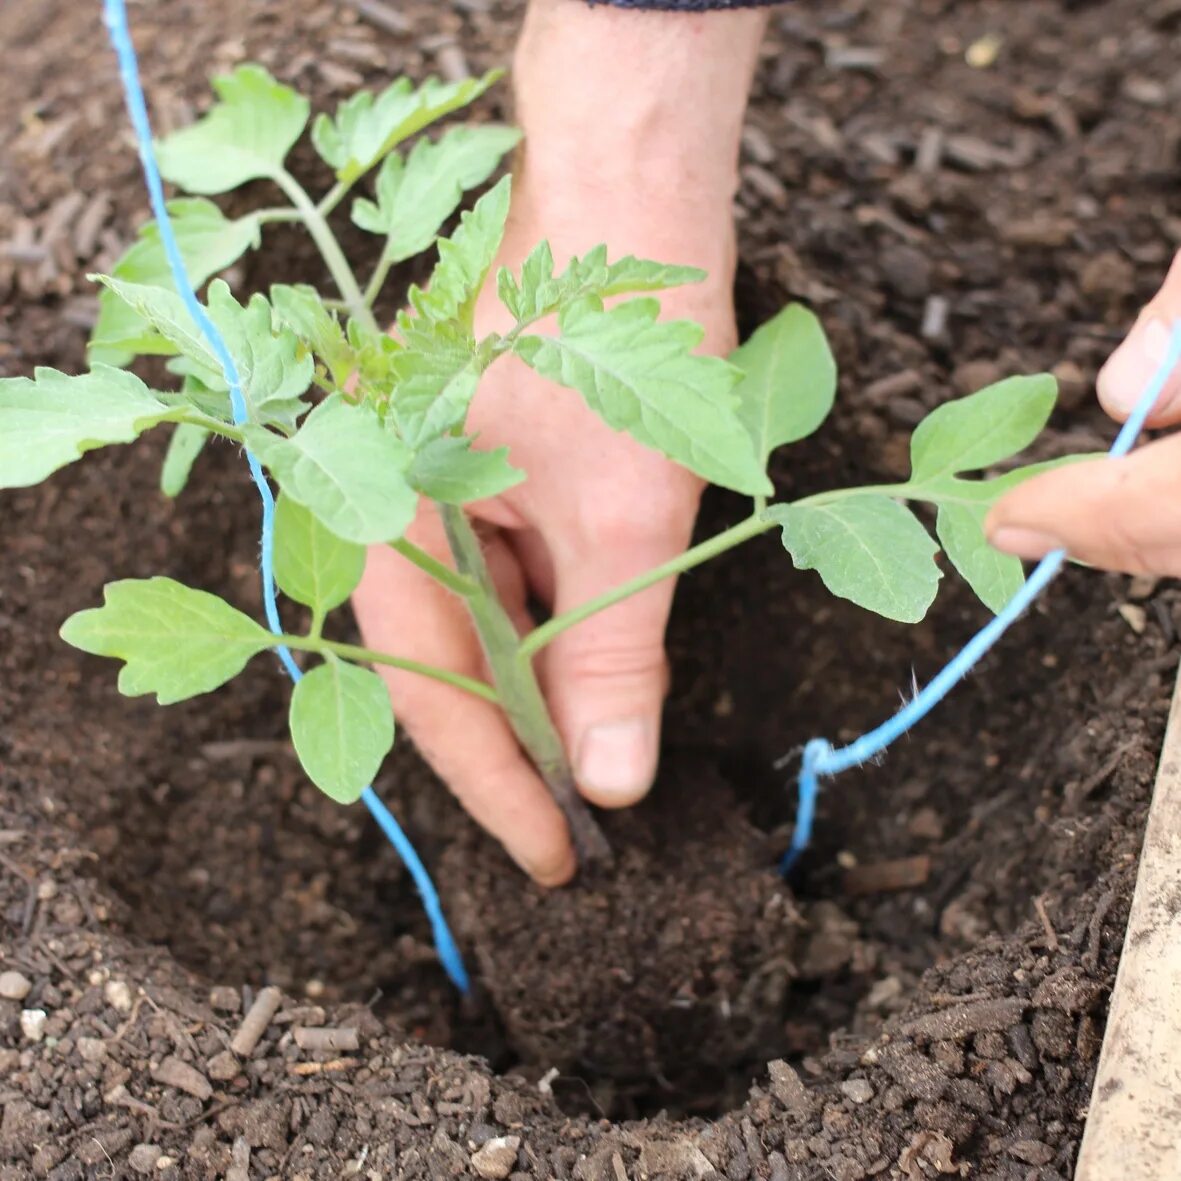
{"left": 2, "top": 0, "right": 1179, "bottom": 1178}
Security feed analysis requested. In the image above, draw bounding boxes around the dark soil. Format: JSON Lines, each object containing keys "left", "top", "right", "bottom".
{"left": 2, "top": 0, "right": 1180, "bottom": 1178}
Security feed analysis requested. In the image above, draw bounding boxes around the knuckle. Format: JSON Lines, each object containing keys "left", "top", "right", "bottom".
{"left": 561, "top": 637, "right": 669, "bottom": 687}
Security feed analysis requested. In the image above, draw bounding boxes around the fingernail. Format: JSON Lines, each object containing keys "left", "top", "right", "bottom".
{"left": 577, "top": 718, "right": 654, "bottom": 803}
{"left": 989, "top": 527, "right": 1062, "bottom": 559}
{"left": 1098, "top": 318, "right": 1174, "bottom": 417}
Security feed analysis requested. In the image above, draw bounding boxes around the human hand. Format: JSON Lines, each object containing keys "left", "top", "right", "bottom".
{"left": 987, "top": 250, "right": 1181, "bottom": 576}
{"left": 351, "top": 0, "right": 767, "bottom": 885}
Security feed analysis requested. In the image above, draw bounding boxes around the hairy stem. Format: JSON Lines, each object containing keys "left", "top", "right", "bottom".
{"left": 438, "top": 503, "right": 612, "bottom": 867}
{"left": 389, "top": 538, "right": 479, "bottom": 598}
{"left": 279, "top": 632, "right": 499, "bottom": 704}
{"left": 271, "top": 169, "right": 377, "bottom": 332}
{"left": 363, "top": 247, "right": 396, "bottom": 309}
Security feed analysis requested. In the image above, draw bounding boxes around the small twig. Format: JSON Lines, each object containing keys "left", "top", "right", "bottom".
{"left": 1033, "top": 895, "right": 1060, "bottom": 953}
{"left": 230, "top": 986, "right": 283, "bottom": 1057}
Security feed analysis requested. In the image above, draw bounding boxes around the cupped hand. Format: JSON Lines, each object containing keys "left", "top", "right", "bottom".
{"left": 351, "top": 177, "right": 738, "bottom": 886}
{"left": 988, "top": 250, "right": 1181, "bottom": 576}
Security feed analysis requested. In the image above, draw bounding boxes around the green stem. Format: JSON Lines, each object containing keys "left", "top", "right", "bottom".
{"left": 363, "top": 246, "right": 396, "bottom": 309}
{"left": 439, "top": 503, "right": 612, "bottom": 867}
{"left": 520, "top": 514, "right": 772, "bottom": 659}
{"left": 271, "top": 169, "right": 377, "bottom": 333}
{"left": 389, "top": 538, "right": 479, "bottom": 598}
{"left": 279, "top": 632, "right": 499, "bottom": 704}
{"left": 317, "top": 180, "right": 349, "bottom": 219}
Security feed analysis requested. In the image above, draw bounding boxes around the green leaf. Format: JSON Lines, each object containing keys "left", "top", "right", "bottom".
{"left": 514, "top": 297, "right": 770, "bottom": 496}
{"left": 244, "top": 395, "right": 418, "bottom": 544}
{"left": 497, "top": 241, "right": 705, "bottom": 325}
{"left": 731, "top": 303, "right": 836, "bottom": 466}
{"left": 400, "top": 175, "right": 511, "bottom": 328}
{"left": 156, "top": 64, "right": 310, "bottom": 194}
{"left": 60, "top": 577, "right": 272, "bottom": 704}
{"left": 409, "top": 436, "right": 524, "bottom": 504}
{"left": 924, "top": 455, "right": 1101, "bottom": 506}
{"left": 352, "top": 125, "right": 521, "bottom": 264}
{"left": 90, "top": 200, "right": 261, "bottom": 366}
{"left": 0, "top": 366, "right": 179, "bottom": 489}
{"left": 271, "top": 283, "right": 355, "bottom": 388}
{"left": 936, "top": 502, "right": 1025, "bottom": 615}
{"left": 311, "top": 70, "right": 502, "bottom": 184}
{"left": 160, "top": 422, "right": 210, "bottom": 497}
{"left": 289, "top": 661, "right": 394, "bottom": 805}
{"left": 771, "top": 495, "right": 941, "bottom": 623}
{"left": 910, "top": 375, "right": 1058, "bottom": 484}
{"left": 273, "top": 493, "right": 367, "bottom": 615}
{"left": 388, "top": 323, "right": 479, "bottom": 446}
{"left": 94, "top": 277, "right": 313, "bottom": 432}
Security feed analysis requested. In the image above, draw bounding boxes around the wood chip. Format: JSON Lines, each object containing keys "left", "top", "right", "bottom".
{"left": 152, "top": 1056, "right": 212, "bottom": 1101}
{"left": 288, "top": 1057, "right": 360, "bottom": 1076}
{"left": 900, "top": 997, "right": 1027, "bottom": 1042}
{"left": 229, "top": 986, "right": 282, "bottom": 1057}
{"left": 343, "top": 0, "right": 410, "bottom": 36}
{"left": 843, "top": 855, "right": 931, "bottom": 896}
{"left": 292, "top": 1026, "right": 360, "bottom": 1053}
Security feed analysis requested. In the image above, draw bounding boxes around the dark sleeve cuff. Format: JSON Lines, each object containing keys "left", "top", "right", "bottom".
{"left": 587, "top": 1, "right": 782, "bottom": 9}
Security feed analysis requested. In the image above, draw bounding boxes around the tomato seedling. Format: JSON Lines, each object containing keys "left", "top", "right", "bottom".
{"left": 0, "top": 66, "right": 1073, "bottom": 863}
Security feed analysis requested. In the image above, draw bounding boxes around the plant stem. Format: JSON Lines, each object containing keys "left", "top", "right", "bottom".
{"left": 317, "top": 180, "right": 349, "bottom": 219}
{"left": 271, "top": 169, "right": 377, "bottom": 332}
{"left": 389, "top": 538, "right": 479, "bottom": 598}
{"left": 363, "top": 247, "right": 396, "bottom": 309}
{"left": 520, "top": 513, "right": 772, "bottom": 659}
{"left": 279, "top": 633, "right": 499, "bottom": 704}
{"left": 438, "top": 503, "right": 612, "bottom": 867}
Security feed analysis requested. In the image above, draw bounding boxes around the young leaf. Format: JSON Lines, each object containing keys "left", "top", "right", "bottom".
{"left": 400, "top": 175, "right": 511, "bottom": 328}
{"left": 160, "top": 422, "right": 211, "bottom": 498}
{"left": 731, "top": 303, "right": 837, "bottom": 466}
{"left": 936, "top": 503, "right": 1026, "bottom": 615}
{"left": 156, "top": 64, "right": 310, "bottom": 195}
{"left": 270, "top": 283, "right": 354, "bottom": 388}
{"left": 311, "top": 70, "right": 501, "bottom": 184}
{"left": 352, "top": 125, "right": 521, "bottom": 264}
{"left": 497, "top": 241, "right": 704, "bottom": 325}
{"left": 289, "top": 661, "right": 394, "bottom": 805}
{"left": 909, "top": 375, "right": 1058, "bottom": 484}
{"left": 273, "top": 493, "right": 367, "bottom": 616}
{"left": 0, "top": 366, "right": 179, "bottom": 489}
{"left": 244, "top": 395, "right": 418, "bottom": 544}
{"left": 388, "top": 322, "right": 480, "bottom": 446}
{"left": 771, "top": 495, "right": 942, "bottom": 623}
{"left": 60, "top": 577, "right": 273, "bottom": 704}
{"left": 90, "top": 199, "right": 261, "bottom": 366}
{"left": 94, "top": 277, "right": 313, "bottom": 432}
{"left": 409, "top": 436, "right": 524, "bottom": 504}
{"left": 514, "top": 297, "right": 770, "bottom": 496}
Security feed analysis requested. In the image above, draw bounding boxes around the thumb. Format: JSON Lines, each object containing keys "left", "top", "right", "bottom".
{"left": 1098, "top": 249, "right": 1181, "bottom": 427}
{"left": 541, "top": 532, "right": 687, "bottom": 810}
{"left": 986, "top": 434, "right": 1181, "bottom": 577}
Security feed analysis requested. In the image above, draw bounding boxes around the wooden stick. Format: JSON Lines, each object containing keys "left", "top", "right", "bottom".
{"left": 1077, "top": 669, "right": 1181, "bottom": 1180}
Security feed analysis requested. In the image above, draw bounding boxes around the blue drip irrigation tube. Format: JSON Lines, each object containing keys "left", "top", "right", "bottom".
{"left": 783, "top": 321, "right": 1181, "bottom": 871}
{"left": 102, "top": 0, "right": 469, "bottom": 993}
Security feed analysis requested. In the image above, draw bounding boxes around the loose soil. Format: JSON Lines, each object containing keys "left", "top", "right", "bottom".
{"left": 2, "top": 1, "right": 1179, "bottom": 1178}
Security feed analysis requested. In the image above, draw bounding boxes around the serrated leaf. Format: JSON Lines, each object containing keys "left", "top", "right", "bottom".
{"left": 156, "top": 64, "right": 309, "bottom": 194}
{"left": 771, "top": 495, "right": 941, "bottom": 623}
{"left": 94, "top": 277, "right": 313, "bottom": 432}
{"left": 60, "top": 577, "right": 272, "bottom": 704}
{"left": 311, "top": 70, "right": 501, "bottom": 184}
{"left": 731, "top": 303, "right": 836, "bottom": 465}
{"left": 160, "top": 422, "right": 210, "bottom": 497}
{"left": 270, "top": 283, "right": 355, "bottom": 388}
{"left": 409, "top": 436, "right": 524, "bottom": 504}
{"left": 936, "top": 502, "right": 1025, "bottom": 615}
{"left": 289, "top": 661, "right": 394, "bottom": 805}
{"left": 0, "top": 366, "right": 179, "bottom": 488}
{"left": 352, "top": 125, "right": 521, "bottom": 264}
{"left": 273, "top": 493, "right": 367, "bottom": 615}
{"left": 90, "top": 200, "right": 261, "bottom": 367}
{"left": 514, "top": 296, "right": 770, "bottom": 496}
{"left": 910, "top": 375, "right": 1058, "bottom": 484}
{"left": 244, "top": 395, "right": 418, "bottom": 544}
{"left": 400, "top": 175, "right": 511, "bottom": 329}
{"left": 388, "top": 322, "right": 479, "bottom": 446}
{"left": 497, "top": 241, "right": 705, "bottom": 325}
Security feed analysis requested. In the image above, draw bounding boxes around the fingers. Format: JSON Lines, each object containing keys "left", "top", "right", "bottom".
{"left": 540, "top": 506, "right": 695, "bottom": 810}
{"left": 986, "top": 434, "right": 1181, "bottom": 577}
{"left": 352, "top": 507, "right": 575, "bottom": 886}
{"left": 1098, "top": 249, "right": 1181, "bottom": 427}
